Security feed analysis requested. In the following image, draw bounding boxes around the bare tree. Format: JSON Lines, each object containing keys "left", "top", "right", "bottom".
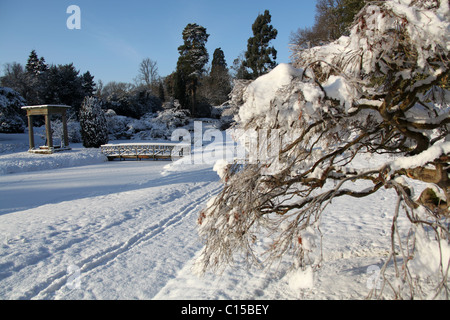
{"left": 196, "top": 0, "right": 450, "bottom": 299}
{"left": 136, "top": 58, "right": 159, "bottom": 89}
{"left": 1, "top": 62, "right": 36, "bottom": 103}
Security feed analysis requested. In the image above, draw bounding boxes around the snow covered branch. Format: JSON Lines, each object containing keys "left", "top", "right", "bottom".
{"left": 196, "top": 0, "right": 450, "bottom": 299}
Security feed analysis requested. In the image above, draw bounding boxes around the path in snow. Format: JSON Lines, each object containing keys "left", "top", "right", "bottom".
{"left": 0, "top": 161, "right": 221, "bottom": 299}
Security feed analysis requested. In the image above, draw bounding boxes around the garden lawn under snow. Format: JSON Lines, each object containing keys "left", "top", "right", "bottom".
{"left": 0, "top": 132, "right": 434, "bottom": 299}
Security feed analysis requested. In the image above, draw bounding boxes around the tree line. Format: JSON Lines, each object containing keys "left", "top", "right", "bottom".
{"left": 1, "top": 9, "right": 281, "bottom": 120}
{"left": 1, "top": 50, "right": 96, "bottom": 119}
{"left": 164, "top": 9, "right": 279, "bottom": 116}
{"left": 2, "top": 1, "right": 370, "bottom": 120}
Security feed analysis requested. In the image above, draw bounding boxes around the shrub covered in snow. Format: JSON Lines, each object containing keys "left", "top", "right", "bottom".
{"left": 0, "top": 87, "right": 26, "bottom": 133}
{"left": 104, "top": 107, "right": 191, "bottom": 141}
{"left": 105, "top": 109, "right": 134, "bottom": 140}
{"left": 50, "top": 119, "right": 82, "bottom": 144}
{"left": 79, "top": 96, "right": 108, "bottom": 148}
{"left": 152, "top": 108, "right": 190, "bottom": 129}
{"left": 135, "top": 108, "right": 191, "bottom": 140}
{"left": 103, "top": 88, "right": 162, "bottom": 119}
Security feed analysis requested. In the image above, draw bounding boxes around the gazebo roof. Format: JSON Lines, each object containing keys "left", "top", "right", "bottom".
{"left": 21, "top": 105, "right": 71, "bottom": 116}
{"left": 21, "top": 105, "right": 71, "bottom": 110}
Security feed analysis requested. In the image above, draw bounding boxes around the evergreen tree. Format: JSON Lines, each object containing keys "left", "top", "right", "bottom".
{"left": 25, "top": 50, "right": 39, "bottom": 75}
{"left": 208, "top": 48, "right": 231, "bottom": 105}
{"left": 23, "top": 50, "right": 49, "bottom": 104}
{"left": 244, "top": 10, "right": 278, "bottom": 79}
{"left": 41, "top": 63, "right": 85, "bottom": 117}
{"left": 79, "top": 96, "right": 108, "bottom": 148}
{"left": 25, "top": 50, "right": 48, "bottom": 75}
{"left": 81, "top": 71, "right": 96, "bottom": 97}
{"left": 163, "top": 72, "right": 176, "bottom": 101}
{"left": 211, "top": 48, "right": 227, "bottom": 76}
{"left": 38, "top": 57, "right": 49, "bottom": 73}
{"left": 175, "top": 23, "right": 209, "bottom": 115}
{"left": 173, "top": 68, "right": 188, "bottom": 109}
{"left": 158, "top": 80, "right": 165, "bottom": 102}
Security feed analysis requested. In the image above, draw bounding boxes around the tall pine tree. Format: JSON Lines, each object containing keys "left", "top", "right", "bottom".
{"left": 24, "top": 50, "right": 49, "bottom": 104}
{"left": 175, "top": 23, "right": 209, "bottom": 115}
{"left": 244, "top": 10, "right": 278, "bottom": 79}
{"left": 211, "top": 48, "right": 227, "bottom": 75}
{"left": 209, "top": 48, "right": 231, "bottom": 105}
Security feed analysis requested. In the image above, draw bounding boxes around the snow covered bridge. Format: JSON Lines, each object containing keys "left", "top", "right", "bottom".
{"left": 100, "top": 143, "right": 190, "bottom": 161}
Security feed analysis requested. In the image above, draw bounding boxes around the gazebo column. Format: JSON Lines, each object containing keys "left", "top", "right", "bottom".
{"left": 27, "top": 115, "right": 35, "bottom": 150}
{"left": 45, "top": 114, "right": 53, "bottom": 149}
{"left": 62, "top": 110, "right": 69, "bottom": 148}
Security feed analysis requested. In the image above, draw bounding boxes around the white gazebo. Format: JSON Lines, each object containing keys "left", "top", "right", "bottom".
{"left": 21, "top": 105, "right": 71, "bottom": 154}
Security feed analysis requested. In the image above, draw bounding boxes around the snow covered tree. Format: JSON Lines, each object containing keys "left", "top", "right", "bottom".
{"left": 175, "top": 23, "right": 210, "bottom": 115}
{"left": 79, "top": 96, "right": 108, "bottom": 148}
{"left": 25, "top": 50, "right": 48, "bottom": 76}
{"left": 196, "top": 0, "right": 450, "bottom": 299}
{"left": 100, "top": 81, "right": 162, "bottom": 119}
{"left": 25, "top": 50, "right": 39, "bottom": 75}
{"left": 244, "top": 10, "right": 278, "bottom": 79}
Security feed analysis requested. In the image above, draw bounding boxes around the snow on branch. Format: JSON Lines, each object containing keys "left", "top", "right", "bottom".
{"left": 389, "top": 141, "right": 450, "bottom": 172}
{"left": 197, "top": 0, "right": 450, "bottom": 299}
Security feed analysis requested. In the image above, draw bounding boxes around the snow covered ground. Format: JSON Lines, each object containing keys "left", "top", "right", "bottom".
{"left": 0, "top": 131, "right": 430, "bottom": 300}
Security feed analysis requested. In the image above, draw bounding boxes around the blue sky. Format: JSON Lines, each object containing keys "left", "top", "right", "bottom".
{"left": 0, "top": 0, "right": 316, "bottom": 84}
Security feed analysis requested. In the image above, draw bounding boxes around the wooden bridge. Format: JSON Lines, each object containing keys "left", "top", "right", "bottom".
{"left": 100, "top": 143, "right": 190, "bottom": 161}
